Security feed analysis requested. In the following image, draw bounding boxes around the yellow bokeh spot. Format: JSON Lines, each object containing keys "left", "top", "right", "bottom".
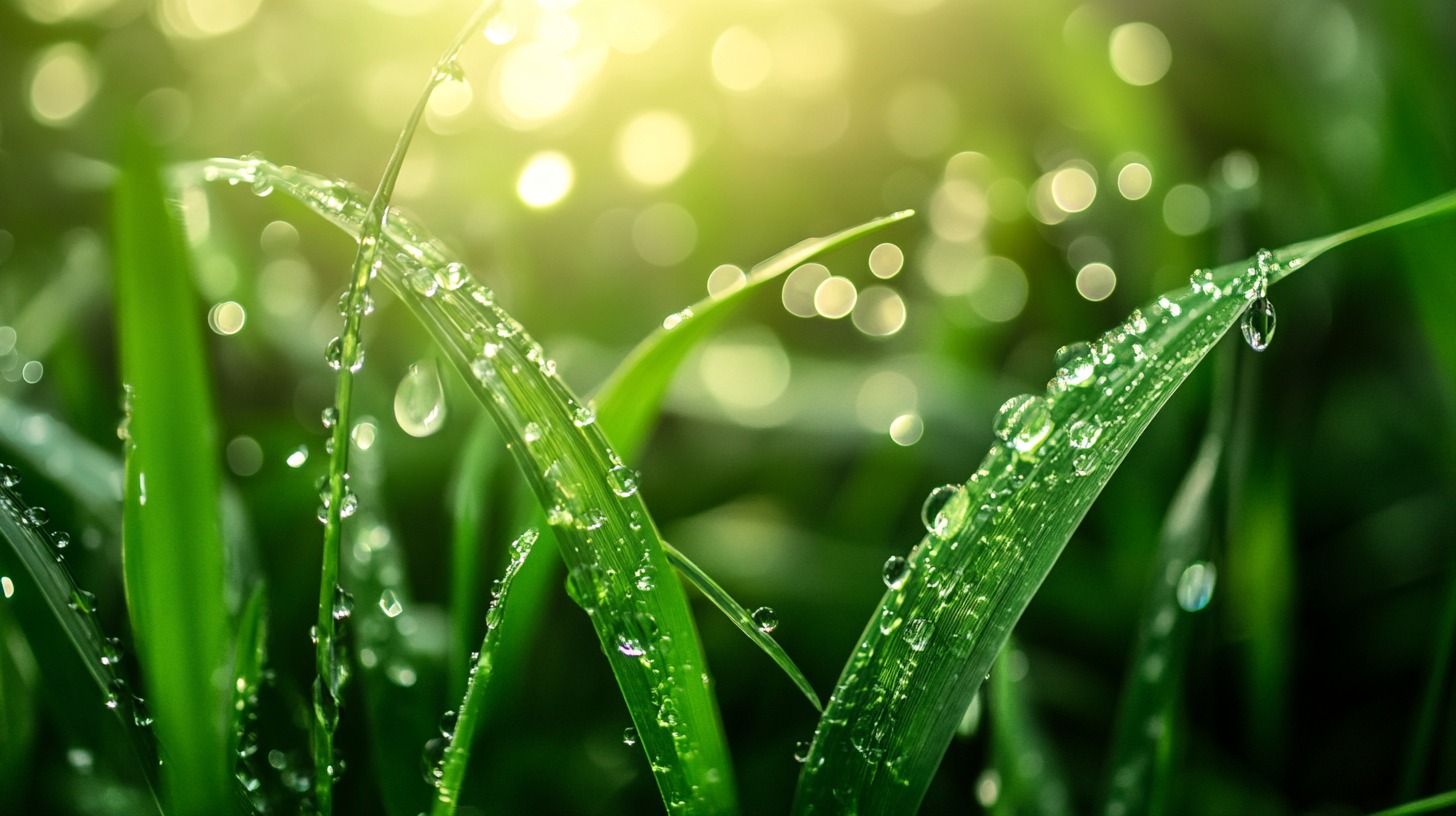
{"left": 516, "top": 151, "right": 575, "bottom": 208}
{"left": 617, "top": 110, "right": 694, "bottom": 187}
{"left": 1075, "top": 262, "right": 1117, "bottom": 301}
{"left": 1109, "top": 22, "right": 1172, "bottom": 86}
{"left": 713, "top": 27, "right": 772, "bottom": 92}
{"left": 28, "top": 43, "right": 98, "bottom": 127}
{"left": 493, "top": 43, "right": 578, "bottom": 127}
{"left": 1117, "top": 161, "right": 1153, "bottom": 200}
{"left": 1050, "top": 165, "right": 1097, "bottom": 213}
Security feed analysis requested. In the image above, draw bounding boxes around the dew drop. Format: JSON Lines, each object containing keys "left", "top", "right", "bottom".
{"left": 523, "top": 422, "right": 543, "bottom": 444}
{"left": 287, "top": 446, "right": 309, "bottom": 468}
{"left": 1049, "top": 342, "right": 1096, "bottom": 394}
{"left": 662, "top": 308, "right": 694, "bottom": 330}
{"left": 572, "top": 404, "right": 597, "bottom": 428}
{"left": 1125, "top": 309, "right": 1148, "bottom": 336}
{"left": 793, "top": 740, "right": 812, "bottom": 763}
{"left": 1067, "top": 418, "right": 1103, "bottom": 450}
{"left": 395, "top": 359, "right": 447, "bottom": 438}
{"left": 921, "top": 484, "right": 970, "bottom": 538}
{"left": 1072, "top": 452, "right": 1098, "bottom": 477}
{"left": 20, "top": 506, "right": 48, "bottom": 527}
{"left": 904, "top": 618, "right": 933, "bottom": 651}
{"left": 882, "top": 555, "right": 910, "bottom": 590}
{"left": 1176, "top": 561, "right": 1217, "bottom": 612}
{"left": 752, "top": 606, "right": 779, "bottom": 634}
{"left": 617, "top": 636, "right": 646, "bottom": 657}
{"left": 421, "top": 737, "right": 447, "bottom": 786}
{"left": 325, "top": 338, "right": 343, "bottom": 371}
{"left": 622, "top": 726, "right": 639, "bottom": 746}
{"left": 0, "top": 464, "right": 21, "bottom": 487}
{"left": 439, "top": 710, "right": 458, "bottom": 739}
{"left": 321, "top": 407, "right": 340, "bottom": 431}
{"left": 1241, "top": 296, "right": 1276, "bottom": 352}
{"left": 437, "top": 58, "right": 465, "bottom": 84}
{"left": 331, "top": 584, "right": 354, "bottom": 622}
{"left": 993, "top": 395, "right": 1054, "bottom": 456}
{"left": 438, "top": 261, "right": 468, "bottom": 291}
{"left": 132, "top": 696, "right": 154, "bottom": 727}
{"left": 606, "top": 465, "right": 639, "bottom": 497}
{"left": 250, "top": 175, "right": 273, "bottom": 197}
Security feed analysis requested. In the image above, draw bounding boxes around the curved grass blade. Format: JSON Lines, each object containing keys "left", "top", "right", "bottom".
{"left": 595, "top": 210, "right": 913, "bottom": 457}
{"left": 0, "top": 396, "right": 122, "bottom": 524}
{"left": 0, "top": 476, "right": 161, "bottom": 809}
{"left": 663, "top": 541, "right": 822, "bottom": 711}
{"left": 196, "top": 157, "right": 739, "bottom": 812}
{"left": 114, "top": 129, "right": 233, "bottom": 814}
{"left": 791, "top": 189, "right": 1456, "bottom": 814}
{"left": 428, "top": 527, "right": 537, "bottom": 815}
{"left": 1368, "top": 789, "right": 1456, "bottom": 816}
{"left": 309, "top": 4, "right": 502, "bottom": 809}
{"left": 987, "top": 641, "right": 1069, "bottom": 816}
{"left": 1102, "top": 349, "right": 1234, "bottom": 816}
{"left": 232, "top": 584, "right": 269, "bottom": 810}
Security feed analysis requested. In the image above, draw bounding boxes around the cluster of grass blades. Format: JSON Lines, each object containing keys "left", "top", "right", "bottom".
{"left": 5, "top": 2, "right": 1456, "bottom": 814}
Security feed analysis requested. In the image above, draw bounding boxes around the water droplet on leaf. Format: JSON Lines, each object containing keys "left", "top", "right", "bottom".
{"left": 752, "top": 606, "right": 779, "bottom": 634}
{"left": 1176, "top": 561, "right": 1217, "bottom": 612}
{"left": 1241, "top": 296, "right": 1276, "bottom": 352}
{"left": 883, "top": 555, "right": 910, "bottom": 589}
{"left": 395, "top": 359, "right": 447, "bottom": 437}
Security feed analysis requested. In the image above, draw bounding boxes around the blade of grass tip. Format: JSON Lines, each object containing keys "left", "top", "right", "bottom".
{"left": 114, "top": 127, "right": 233, "bottom": 815}
{"left": 232, "top": 584, "right": 269, "bottom": 809}
{"left": 594, "top": 211, "right": 914, "bottom": 458}
{"left": 987, "top": 640, "right": 1070, "bottom": 816}
{"left": 1401, "top": 551, "right": 1456, "bottom": 798}
{"left": 308, "top": 3, "right": 502, "bottom": 810}
{"left": 662, "top": 541, "right": 821, "bottom": 711}
{"left": 197, "top": 159, "right": 739, "bottom": 812}
{"left": 447, "top": 415, "right": 504, "bottom": 700}
{"left": 428, "top": 527, "right": 537, "bottom": 815}
{"left": 1101, "top": 346, "right": 1235, "bottom": 816}
{"left": 1368, "top": 789, "right": 1456, "bottom": 816}
{"left": 0, "top": 475, "right": 161, "bottom": 810}
{"left": 340, "top": 430, "right": 443, "bottom": 816}
{"left": 790, "top": 189, "right": 1456, "bottom": 814}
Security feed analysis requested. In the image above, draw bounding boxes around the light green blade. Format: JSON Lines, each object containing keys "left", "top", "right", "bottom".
{"left": 114, "top": 131, "right": 235, "bottom": 815}
{"left": 191, "top": 157, "right": 739, "bottom": 813}
{"left": 446, "top": 415, "right": 504, "bottom": 701}
{"left": 595, "top": 210, "right": 913, "bottom": 457}
{"left": 988, "top": 641, "right": 1070, "bottom": 816}
{"left": 789, "top": 190, "right": 1456, "bottom": 813}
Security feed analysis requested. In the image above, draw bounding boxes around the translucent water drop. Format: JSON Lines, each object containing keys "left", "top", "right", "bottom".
{"left": 20, "top": 506, "right": 48, "bottom": 527}
{"left": 69, "top": 588, "right": 96, "bottom": 614}
{"left": 100, "top": 637, "right": 122, "bottom": 666}
{"left": 606, "top": 465, "right": 639, "bottom": 497}
{"left": 339, "top": 487, "right": 358, "bottom": 519}
{"left": 1067, "top": 418, "right": 1103, "bottom": 450}
{"left": 793, "top": 740, "right": 812, "bottom": 763}
{"left": 54, "top": 531, "right": 71, "bottom": 550}
{"left": 1049, "top": 343, "right": 1096, "bottom": 394}
{"left": 331, "top": 584, "right": 354, "bottom": 622}
{"left": 314, "top": 678, "right": 339, "bottom": 732}
{"left": 634, "top": 562, "right": 657, "bottom": 592}
{"left": 904, "top": 618, "right": 933, "bottom": 651}
{"left": 0, "top": 464, "right": 20, "bottom": 487}
{"left": 421, "top": 737, "right": 447, "bottom": 786}
{"left": 1176, "top": 561, "right": 1217, "bottom": 612}
{"left": 921, "top": 484, "right": 970, "bottom": 538}
{"left": 1125, "top": 309, "right": 1148, "bottom": 336}
{"left": 395, "top": 360, "right": 447, "bottom": 438}
{"left": 883, "top": 555, "right": 910, "bottom": 589}
{"left": 438, "top": 261, "right": 468, "bottom": 291}
{"left": 617, "top": 636, "right": 646, "bottom": 657}
{"left": 132, "top": 696, "right": 154, "bottom": 727}
{"left": 437, "top": 58, "right": 465, "bottom": 84}
{"left": 1241, "top": 297, "right": 1275, "bottom": 352}
{"left": 287, "top": 446, "right": 309, "bottom": 468}
{"left": 523, "top": 422, "right": 543, "bottom": 443}
{"left": 379, "top": 588, "right": 403, "bottom": 618}
{"left": 622, "top": 726, "right": 639, "bottom": 746}
{"left": 752, "top": 606, "right": 779, "bottom": 634}
{"left": 321, "top": 406, "right": 339, "bottom": 431}
{"left": 572, "top": 404, "right": 596, "bottom": 427}
{"left": 250, "top": 175, "right": 273, "bottom": 197}
{"left": 1072, "top": 452, "right": 1098, "bottom": 477}
{"left": 338, "top": 290, "right": 375, "bottom": 317}
{"left": 484, "top": 12, "right": 517, "bottom": 44}
{"left": 993, "top": 395, "right": 1054, "bottom": 456}
{"left": 325, "top": 338, "right": 343, "bottom": 371}
{"left": 439, "top": 710, "right": 458, "bottom": 739}
{"left": 662, "top": 308, "right": 693, "bottom": 330}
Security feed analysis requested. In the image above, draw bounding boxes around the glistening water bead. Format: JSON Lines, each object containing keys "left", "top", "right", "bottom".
{"left": 1176, "top": 561, "right": 1217, "bottom": 612}
{"left": 921, "top": 483, "right": 970, "bottom": 538}
{"left": 1241, "top": 296, "right": 1276, "bottom": 352}
{"left": 993, "top": 394, "right": 1054, "bottom": 455}
{"left": 752, "top": 606, "right": 779, "bottom": 634}
{"left": 883, "top": 555, "right": 910, "bottom": 590}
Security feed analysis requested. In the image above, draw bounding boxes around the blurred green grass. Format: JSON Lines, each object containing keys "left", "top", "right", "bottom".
{"left": 2, "top": 0, "right": 1456, "bottom": 813}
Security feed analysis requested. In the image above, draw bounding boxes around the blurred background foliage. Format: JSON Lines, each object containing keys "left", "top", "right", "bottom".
{"left": 1, "top": 0, "right": 1455, "bottom": 813}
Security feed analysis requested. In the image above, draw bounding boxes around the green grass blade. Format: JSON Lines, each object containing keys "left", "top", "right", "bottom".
{"left": 310, "top": 5, "right": 500, "bottom": 808}
{"left": 447, "top": 416, "right": 503, "bottom": 700}
{"left": 429, "top": 527, "right": 537, "bottom": 815}
{"left": 114, "top": 129, "right": 234, "bottom": 814}
{"left": 0, "top": 396, "right": 122, "bottom": 525}
{"left": 193, "top": 157, "right": 739, "bottom": 813}
{"left": 1101, "top": 350, "right": 1234, "bottom": 816}
{"left": 791, "top": 189, "right": 1456, "bottom": 814}
{"left": 232, "top": 583, "right": 269, "bottom": 808}
{"left": 1368, "top": 789, "right": 1456, "bottom": 816}
{"left": 663, "top": 541, "right": 822, "bottom": 711}
{"left": 594, "top": 210, "right": 913, "bottom": 457}
{"left": 988, "top": 641, "right": 1070, "bottom": 816}
{"left": 0, "top": 476, "right": 161, "bottom": 808}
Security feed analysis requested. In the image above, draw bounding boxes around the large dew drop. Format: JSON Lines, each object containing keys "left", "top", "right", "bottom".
{"left": 992, "top": 395, "right": 1054, "bottom": 456}
{"left": 1176, "top": 561, "right": 1217, "bottom": 612}
{"left": 394, "top": 359, "right": 447, "bottom": 438}
{"left": 1240, "top": 296, "right": 1276, "bottom": 352}
{"left": 921, "top": 484, "right": 970, "bottom": 539}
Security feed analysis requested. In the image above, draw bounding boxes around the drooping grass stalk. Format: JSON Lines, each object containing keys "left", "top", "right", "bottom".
{"left": 0, "top": 476, "right": 161, "bottom": 809}
{"left": 114, "top": 129, "right": 234, "bottom": 814}
{"left": 790, "top": 189, "right": 1456, "bottom": 814}
{"left": 309, "top": 3, "right": 500, "bottom": 809}
{"left": 429, "top": 527, "right": 537, "bottom": 815}
{"left": 1368, "top": 789, "right": 1456, "bottom": 816}
{"left": 1101, "top": 347, "right": 1235, "bottom": 816}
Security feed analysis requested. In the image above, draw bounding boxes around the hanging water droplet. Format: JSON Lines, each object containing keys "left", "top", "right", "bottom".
{"left": 325, "top": 338, "right": 343, "bottom": 371}
{"left": 622, "top": 726, "right": 639, "bottom": 746}
{"left": 250, "top": 174, "right": 273, "bottom": 197}
{"left": 338, "top": 289, "right": 375, "bottom": 317}
{"left": 395, "top": 359, "right": 447, "bottom": 438}
{"left": 883, "top": 555, "right": 910, "bottom": 590}
{"left": 921, "top": 483, "right": 970, "bottom": 538}
{"left": 1049, "top": 343, "right": 1096, "bottom": 394}
{"left": 132, "top": 696, "right": 154, "bottom": 727}
{"left": 379, "top": 588, "right": 403, "bottom": 618}
{"left": 339, "top": 486, "right": 358, "bottom": 519}
{"left": 662, "top": 308, "right": 694, "bottom": 330}
{"left": 572, "top": 404, "right": 596, "bottom": 428}
{"left": 993, "top": 395, "right": 1054, "bottom": 456}
{"left": 287, "top": 445, "right": 309, "bottom": 468}
{"left": 421, "top": 737, "right": 447, "bottom": 786}
{"left": 523, "top": 422, "right": 542, "bottom": 443}
{"left": 793, "top": 740, "right": 812, "bottom": 763}
{"left": 331, "top": 584, "right": 354, "bottom": 622}
{"left": 20, "top": 506, "right": 48, "bottom": 527}
{"left": 437, "top": 58, "right": 465, "bottom": 84}
{"left": 904, "top": 618, "right": 933, "bottom": 651}
{"left": 1125, "top": 309, "right": 1148, "bottom": 336}
{"left": 321, "top": 406, "right": 340, "bottom": 431}
{"left": 1072, "top": 452, "right": 1098, "bottom": 477}
{"left": 617, "top": 635, "right": 646, "bottom": 657}
{"left": 1240, "top": 296, "right": 1276, "bottom": 352}
{"left": 100, "top": 636, "right": 122, "bottom": 666}
{"left": 438, "top": 261, "right": 468, "bottom": 291}
{"left": 1176, "top": 561, "right": 1217, "bottom": 612}
{"left": 69, "top": 588, "right": 96, "bottom": 614}
{"left": 634, "top": 562, "right": 657, "bottom": 592}
{"left": 53, "top": 531, "right": 71, "bottom": 550}
{"left": 606, "top": 465, "right": 639, "bottom": 497}
{"left": 0, "top": 464, "right": 21, "bottom": 487}
{"left": 752, "top": 606, "right": 779, "bottom": 634}
{"left": 314, "top": 678, "right": 339, "bottom": 732}
{"left": 439, "top": 710, "right": 458, "bottom": 739}
{"left": 1067, "top": 418, "right": 1103, "bottom": 450}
